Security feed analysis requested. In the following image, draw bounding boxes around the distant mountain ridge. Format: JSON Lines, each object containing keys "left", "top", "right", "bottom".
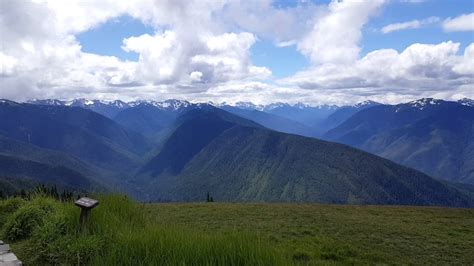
{"left": 2, "top": 98, "right": 474, "bottom": 206}
{"left": 316, "top": 100, "right": 382, "bottom": 134}
{"left": 135, "top": 107, "right": 472, "bottom": 207}
{"left": 25, "top": 97, "right": 473, "bottom": 110}
{"left": 27, "top": 99, "right": 193, "bottom": 119}
{"left": 324, "top": 98, "right": 474, "bottom": 184}
{"left": 220, "top": 105, "right": 316, "bottom": 137}
{"left": 0, "top": 100, "right": 152, "bottom": 176}
{"left": 458, "top": 98, "right": 474, "bottom": 107}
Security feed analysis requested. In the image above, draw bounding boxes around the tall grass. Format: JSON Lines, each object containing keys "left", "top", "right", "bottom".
{"left": 0, "top": 195, "right": 285, "bottom": 265}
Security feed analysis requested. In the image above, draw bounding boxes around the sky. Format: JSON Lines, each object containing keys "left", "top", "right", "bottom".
{"left": 0, "top": 0, "right": 473, "bottom": 105}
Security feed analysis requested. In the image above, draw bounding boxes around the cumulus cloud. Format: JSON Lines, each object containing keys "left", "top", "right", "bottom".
{"left": 297, "top": 0, "right": 385, "bottom": 64}
{"left": 442, "top": 13, "right": 474, "bottom": 32}
{"left": 0, "top": 0, "right": 272, "bottom": 101}
{"left": 0, "top": 53, "right": 18, "bottom": 76}
{"left": 280, "top": 41, "right": 474, "bottom": 104}
{"left": 0, "top": 0, "right": 473, "bottom": 105}
{"left": 219, "top": 0, "right": 321, "bottom": 44}
{"left": 0, "top": 0, "right": 137, "bottom": 100}
{"left": 122, "top": 31, "right": 270, "bottom": 86}
{"left": 381, "top": 17, "right": 439, "bottom": 33}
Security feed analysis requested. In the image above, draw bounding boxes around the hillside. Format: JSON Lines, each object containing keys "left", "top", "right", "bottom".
{"left": 0, "top": 154, "right": 94, "bottom": 191}
{"left": 324, "top": 99, "right": 474, "bottom": 184}
{"left": 0, "top": 135, "right": 117, "bottom": 192}
{"left": 0, "top": 100, "right": 151, "bottom": 172}
{"left": 137, "top": 108, "right": 472, "bottom": 207}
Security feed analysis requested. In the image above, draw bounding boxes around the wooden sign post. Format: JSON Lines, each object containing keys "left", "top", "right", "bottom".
{"left": 75, "top": 197, "right": 99, "bottom": 229}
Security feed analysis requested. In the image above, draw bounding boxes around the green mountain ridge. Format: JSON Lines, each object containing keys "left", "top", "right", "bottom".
{"left": 136, "top": 108, "right": 472, "bottom": 207}
{"left": 0, "top": 101, "right": 152, "bottom": 172}
{"left": 324, "top": 100, "right": 474, "bottom": 184}
{"left": 1, "top": 100, "right": 473, "bottom": 207}
{"left": 0, "top": 154, "right": 93, "bottom": 191}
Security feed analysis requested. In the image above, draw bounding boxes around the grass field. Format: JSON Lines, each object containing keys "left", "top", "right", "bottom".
{"left": 1, "top": 195, "right": 473, "bottom": 265}
{"left": 144, "top": 203, "right": 474, "bottom": 265}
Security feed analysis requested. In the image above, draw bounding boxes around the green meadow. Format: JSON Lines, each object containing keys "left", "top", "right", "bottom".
{"left": 1, "top": 195, "right": 473, "bottom": 265}
{"left": 145, "top": 203, "right": 474, "bottom": 265}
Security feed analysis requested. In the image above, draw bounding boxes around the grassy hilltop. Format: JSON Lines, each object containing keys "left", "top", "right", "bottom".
{"left": 147, "top": 203, "right": 474, "bottom": 265}
{"left": 1, "top": 194, "right": 473, "bottom": 265}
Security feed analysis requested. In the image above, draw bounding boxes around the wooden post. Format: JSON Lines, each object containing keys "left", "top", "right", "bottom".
{"left": 75, "top": 197, "right": 99, "bottom": 230}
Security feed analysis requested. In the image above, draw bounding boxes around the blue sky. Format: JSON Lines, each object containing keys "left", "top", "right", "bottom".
{"left": 1, "top": 0, "right": 473, "bottom": 104}
{"left": 77, "top": 0, "right": 473, "bottom": 79}
{"left": 362, "top": 0, "right": 474, "bottom": 53}
{"left": 77, "top": 16, "right": 154, "bottom": 61}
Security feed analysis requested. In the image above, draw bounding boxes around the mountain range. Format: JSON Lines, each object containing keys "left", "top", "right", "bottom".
{"left": 134, "top": 106, "right": 471, "bottom": 206}
{"left": 0, "top": 97, "right": 473, "bottom": 207}
{"left": 26, "top": 98, "right": 371, "bottom": 137}
{"left": 323, "top": 98, "right": 474, "bottom": 184}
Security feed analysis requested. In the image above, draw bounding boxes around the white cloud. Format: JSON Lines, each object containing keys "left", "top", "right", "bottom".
{"left": 381, "top": 17, "right": 439, "bottom": 33}
{"left": 443, "top": 13, "right": 474, "bottom": 32}
{"left": 453, "top": 43, "right": 474, "bottom": 75}
{"left": 189, "top": 71, "right": 203, "bottom": 82}
{"left": 297, "top": 0, "right": 385, "bottom": 65}
{"left": 0, "top": 0, "right": 271, "bottom": 101}
{"left": 123, "top": 31, "right": 270, "bottom": 86}
{"left": 0, "top": 52, "right": 18, "bottom": 76}
{"left": 280, "top": 41, "right": 474, "bottom": 104}
{"left": 219, "top": 0, "right": 321, "bottom": 44}
{"left": 0, "top": 0, "right": 473, "bottom": 105}
{"left": 40, "top": 0, "right": 129, "bottom": 34}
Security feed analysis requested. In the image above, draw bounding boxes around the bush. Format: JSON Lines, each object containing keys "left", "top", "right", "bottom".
{"left": 0, "top": 197, "right": 26, "bottom": 226}
{"left": 2, "top": 196, "right": 57, "bottom": 241}
{"left": 3, "top": 204, "right": 47, "bottom": 241}
{"left": 0, "top": 197, "right": 26, "bottom": 214}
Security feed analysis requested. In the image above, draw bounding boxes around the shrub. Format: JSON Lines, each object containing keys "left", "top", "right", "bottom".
{"left": 0, "top": 197, "right": 26, "bottom": 226}
{"left": 3, "top": 204, "right": 47, "bottom": 241}
{"left": 0, "top": 197, "right": 26, "bottom": 214}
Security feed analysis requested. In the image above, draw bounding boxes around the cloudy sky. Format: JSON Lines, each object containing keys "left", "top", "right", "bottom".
{"left": 0, "top": 0, "right": 473, "bottom": 105}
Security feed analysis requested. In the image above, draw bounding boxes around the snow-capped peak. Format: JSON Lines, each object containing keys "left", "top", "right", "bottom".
{"left": 458, "top": 98, "right": 474, "bottom": 107}
{"left": 68, "top": 98, "right": 92, "bottom": 106}
{"left": 26, "top": 98, "right": 132, "bottom": 110}
{"left": 0, "top": 99, "right": 20, "bottom": 106}
{"left": 263, "top": 102, "right": 290, "bottom": 111}
{"left": 110, "top": 100, "right": 129, "bottom": 108}
{"left": 233, "top": 101, "right": 265, "bottom": 111}
{"left": 27, "top": 99, "right": 65, "bottom": 106}
{"left": 407, "top": 98, "right": 443, "bottom": 110}
{"left": 128, "top": 99, "right": 192, "bottom": 110}
{"left": 353, "top": 100, "right": 379, "bottom": 108}
{"left": 294, "top": 103, "right": 310, "bottom": 109}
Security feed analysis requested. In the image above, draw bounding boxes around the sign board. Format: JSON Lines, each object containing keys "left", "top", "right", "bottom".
{"left": 75, "top": 197, "right": 99, "bottom": 209}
